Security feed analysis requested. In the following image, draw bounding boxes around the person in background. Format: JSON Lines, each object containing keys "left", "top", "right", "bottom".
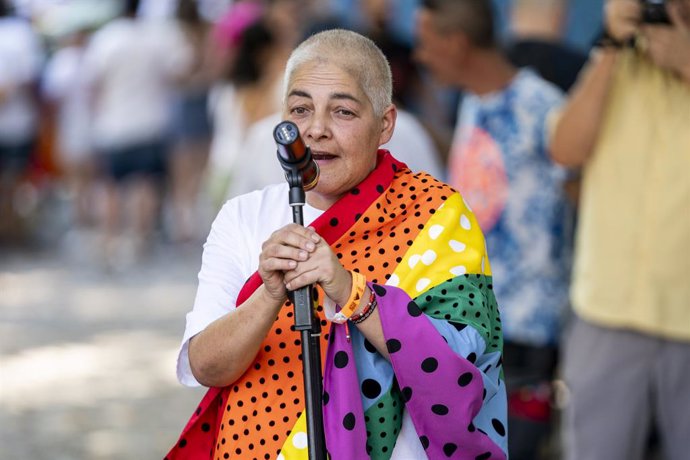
{"left": 0, "top": 0, "right": 43, "bottom": 243}
{"left": 168, "top": 0, "right": 217, "bottom": 243}
{"left": 82, "top": 0, "right": 190, "bottom": 266}
{"left": 42, "top": 27, "right": 95, "bottom": 230}
{"left": 166, "top": 29, "right": 507, "bottom": 459}
{"left": 506, "top": 0, "right": 588, "bottom": 93}
{"left": 550, "top": 1, "right": 690, "bottom": 459}
{"left": 415, "top": 1, "right": 573, "bottom": 458}
{"left": 205, "top": 2, "right": 287, "bottom": 209}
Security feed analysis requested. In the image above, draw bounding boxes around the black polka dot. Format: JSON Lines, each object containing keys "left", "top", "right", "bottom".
{"left": 431, "top": 404, "right": 449, "bottom": 415}
{"left": 361, "top": 379, "right": 382, "bottom": 399}
{"left": 330, "top": 217, "right": 339, "bottom": 226}
{"left": 458, "top": 372, "right": 473, "bottom": 387}
{"left": 195, "top": 406, "right": 201, "bottom": 416}
{"left": 372, "top": 284, "right": 387, "bottom": 296}
{"left": 476, "top": 453, "right": 492, "bottom": 460}
{"left": 376, "top": 184, "right": 384, "bottom": 193}
{"left": 466, "top": 352, "right": 477, "bottom": 363}
{"left": 443, "top": 443, "right": 458, "bottom": 457}
{"left": 178, "top": 439, "right": 187, "bottom": 448}
{"left": 322, "top": 391, "right": 329, "bottom": 405}
{"left": 334, "top": 351, "right": 349, "bottom": 368}
{"left": 407, "top": 301, "right": 423, "bottom": 317}
{"left": 343, "top": 412, "right": 356, "bottom": 430}
{"left": 419, "top": 435, "right": 430, "bottom": 450}
{"left": 351, "top": 188, "right": 360, "bottom": 195}
{"left": 201, "top": 423, "right": 210, "bottom": 432}
{"left": 386, "top": 339, "right": 402, "bottom": 354}
{"left": 364, "top": 339, "right": 377, "bottom": 353}
{"left": 452, "top": 322, "right": 467, "bottom": 332}
{"left": 401, "top": 386, "right": 413, "bottom": 402}
{"left": 468, "top": 422, "right": 476, "bottom": 432}
{"left": 421, "top": 357, "right": 438, "bottom": 373}
{"left": 492, "top": 418, "right": 506, "bottom": 436}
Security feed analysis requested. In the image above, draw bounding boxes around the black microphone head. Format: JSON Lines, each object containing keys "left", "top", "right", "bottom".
{"left": 273, "top": 120, "right": 319, "bottom": 191}
{"left": 273, "top": 120, "right": 300, "bottom": 146}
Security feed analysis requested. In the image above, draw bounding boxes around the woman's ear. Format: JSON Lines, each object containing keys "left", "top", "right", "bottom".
{"left": 378, "top": 104, "right": 397, "bottom": 146}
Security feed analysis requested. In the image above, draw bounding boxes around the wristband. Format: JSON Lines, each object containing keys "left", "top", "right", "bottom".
{"left": 595, "top": 29, "right": 626, "bottom": 49}
{"left": 331, "top": 271, "right": 366, "bottom": 324}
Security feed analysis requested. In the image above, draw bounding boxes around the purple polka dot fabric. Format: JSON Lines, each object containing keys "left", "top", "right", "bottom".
{"left": 323, "top": 283, "right": 506, "bottom": 459}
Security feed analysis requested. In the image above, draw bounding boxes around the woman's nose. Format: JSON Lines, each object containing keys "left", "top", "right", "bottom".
{"left": 304, "top": 112, "right": 330, "bottom": 141}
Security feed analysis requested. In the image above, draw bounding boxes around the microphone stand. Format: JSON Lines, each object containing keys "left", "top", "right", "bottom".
{"left": 281, "top": 164, "right": 327, "bottom": 460}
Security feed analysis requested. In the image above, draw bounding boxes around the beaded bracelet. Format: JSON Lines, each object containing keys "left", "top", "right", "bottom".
{"left": 331, "top": 271, "right": 366, "bottom": 324}
{"left": 350, "top": 290, "right": 376, "bottom": 323}
{"left": 351, "top": 298, "right": 377, "bottom": 324}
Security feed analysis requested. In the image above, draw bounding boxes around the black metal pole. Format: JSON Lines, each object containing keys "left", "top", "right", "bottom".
{"left": 273, "top": 121, "right": 326, "bottom": 459}
{"left": 285, "top": 171, "right": 327, "bottom": 460}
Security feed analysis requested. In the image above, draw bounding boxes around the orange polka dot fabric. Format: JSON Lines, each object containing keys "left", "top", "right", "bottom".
{"left": 165, "top": 151, "right": 401, "bottom": 460}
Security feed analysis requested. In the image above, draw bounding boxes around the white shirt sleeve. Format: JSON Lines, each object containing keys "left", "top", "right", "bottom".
{"left": 176, "top": 185, "right": 322, "bottom": 387}
{"left": 176, "top": 199, "right": 254, "bottom": 387}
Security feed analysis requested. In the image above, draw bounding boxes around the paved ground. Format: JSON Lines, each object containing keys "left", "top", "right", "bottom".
{"left": 0, "top": 236, "right": 208, "bottom": 459}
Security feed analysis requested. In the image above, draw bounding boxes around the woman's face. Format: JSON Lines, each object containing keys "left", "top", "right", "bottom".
{"left": 284, "top": 60, "right": 395, "bottom": 210}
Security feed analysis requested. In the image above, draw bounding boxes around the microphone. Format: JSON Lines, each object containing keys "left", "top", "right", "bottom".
{"left": 273, "top": 120, "right": 319, "bottom": 191}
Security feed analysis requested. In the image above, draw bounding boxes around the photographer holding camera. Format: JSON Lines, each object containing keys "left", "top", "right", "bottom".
{"left": 550, "top": 1, "right": 690, "bottom": 459}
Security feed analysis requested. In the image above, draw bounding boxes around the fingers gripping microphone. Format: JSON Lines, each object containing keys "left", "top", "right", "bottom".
{"left": 273, "top": 121, "right": 319, "bottom": 191}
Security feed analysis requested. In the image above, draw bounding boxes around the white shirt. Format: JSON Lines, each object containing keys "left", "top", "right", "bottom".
{"left": 0, "top": 17, "right": 42, "bottom": 143}
{"left": 82, "top": 18, "right": 190, "bottom": 149}
{"left": 178, "top": 183, "right": 426, "bottom": 458}
{"left": 42, "top": 45, "right": 92, "bottom": 162}
{"left": 177, "top": 183, "right": 323, "bottom": 387}
{"left": 384, "top": 108, "right": 444, "bottom": 180}
{"left": 207, "top": 80, "right": 283, "bottom": 176}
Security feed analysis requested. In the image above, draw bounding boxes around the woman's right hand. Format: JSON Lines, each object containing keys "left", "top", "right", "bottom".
{"left": 258, "top": 223, "right": 321, "bottom": 303}
{"left": 605, "top": 0, "right": 642, "bottom": 42}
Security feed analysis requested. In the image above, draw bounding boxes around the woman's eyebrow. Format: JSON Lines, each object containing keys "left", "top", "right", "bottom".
{"left": 330, "top": 92, "right": 361, "bottom": 104}
{"left": 287, "top": 89, "right": 311, "bottom": 99}
{"left": 287, "top": 89, "right": 362, "bottom": 105}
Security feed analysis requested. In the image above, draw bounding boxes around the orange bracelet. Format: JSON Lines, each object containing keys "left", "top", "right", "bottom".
{"left": 332, "top": 271, "right": 366, "bottom": 324}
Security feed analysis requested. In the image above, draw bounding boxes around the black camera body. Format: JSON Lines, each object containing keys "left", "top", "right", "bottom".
{"left": 641, "top": 0, "right": 671, "bottom": 24}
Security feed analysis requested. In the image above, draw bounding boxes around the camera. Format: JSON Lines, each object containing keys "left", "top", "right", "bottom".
{"left": 641, "top": 0, "right": 671, "bottom": 24}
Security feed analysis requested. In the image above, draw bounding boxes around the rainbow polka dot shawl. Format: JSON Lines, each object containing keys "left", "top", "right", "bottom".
{"left": 165, "top": 151, "right": 507, "bottom": 460}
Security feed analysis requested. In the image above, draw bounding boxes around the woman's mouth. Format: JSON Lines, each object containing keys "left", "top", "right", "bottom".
{"left": 312, "top": 151, "right": 337, "bottom": 162}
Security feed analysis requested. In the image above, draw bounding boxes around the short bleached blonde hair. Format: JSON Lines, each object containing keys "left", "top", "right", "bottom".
{"left": 283, "top": 29, "right": 393, "bottom": 116}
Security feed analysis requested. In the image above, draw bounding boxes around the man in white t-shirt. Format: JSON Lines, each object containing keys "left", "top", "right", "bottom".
{"left": 0, "top": 4, "right": 43, "bottom": 240}
{"left": 82, "top": 0, "right": 190, "bottom": 262}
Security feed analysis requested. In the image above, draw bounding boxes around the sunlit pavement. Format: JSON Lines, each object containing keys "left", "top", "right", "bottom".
{"left": 0, "top": 239, "right": 207, "bottom": 459}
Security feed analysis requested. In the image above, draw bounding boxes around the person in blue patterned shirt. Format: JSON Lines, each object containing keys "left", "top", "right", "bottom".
{"left": 415, "top": 1, "right": 574, "bottom": 459}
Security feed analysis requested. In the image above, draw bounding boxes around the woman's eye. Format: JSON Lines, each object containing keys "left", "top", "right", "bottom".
{"left": 290, "top": 107, "right": 308, "bottom": 115}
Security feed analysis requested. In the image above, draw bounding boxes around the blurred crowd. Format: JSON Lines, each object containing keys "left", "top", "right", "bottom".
{"left": 1, "top": 0, "right": 688, "bottom": 459}
{"left": 0, "top": 0, "right": 598, "bottom": 261}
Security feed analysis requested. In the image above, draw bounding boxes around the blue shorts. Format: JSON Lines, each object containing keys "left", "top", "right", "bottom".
{"left": 100, "top": 140, "right": 168, "bottom": 183}
{"left": 0, "top": 140, "right": 33, "bottom": 177}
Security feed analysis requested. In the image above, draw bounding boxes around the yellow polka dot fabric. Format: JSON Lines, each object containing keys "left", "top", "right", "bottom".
{"left": 389, "top": 193, "right": 491, "bottom": 297}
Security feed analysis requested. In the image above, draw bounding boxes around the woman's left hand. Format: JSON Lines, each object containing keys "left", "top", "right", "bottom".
{"left": 283, "top": 227, "right": 353, "bottom": 306}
